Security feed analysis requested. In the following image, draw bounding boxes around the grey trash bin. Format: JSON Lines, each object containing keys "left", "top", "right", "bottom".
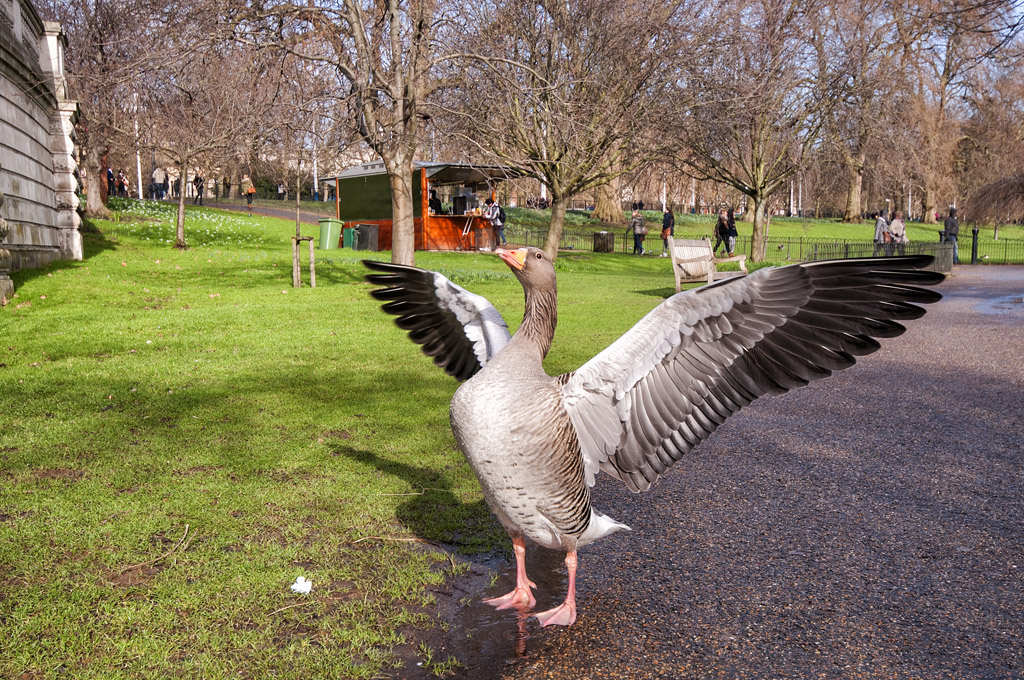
{"left": 354, "top": 223, "right": 379, "bottom": 252}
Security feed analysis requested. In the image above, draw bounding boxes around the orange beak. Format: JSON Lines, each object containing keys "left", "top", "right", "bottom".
{"left": 498, "top": 248, "right": 527, "bottom": 271}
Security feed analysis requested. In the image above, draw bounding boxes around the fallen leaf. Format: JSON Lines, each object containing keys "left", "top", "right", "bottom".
{"left": 121, "top": 261, "right": 127, "bottom": 267}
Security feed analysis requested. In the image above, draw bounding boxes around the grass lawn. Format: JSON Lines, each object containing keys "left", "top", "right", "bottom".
{"left": 0, "top": 199, "right": 684, "bottom": 679}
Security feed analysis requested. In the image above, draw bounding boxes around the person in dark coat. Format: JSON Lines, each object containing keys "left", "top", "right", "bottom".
{"left": 713, "top": 208, "right": 728, "bottom": 254}
{"left": 944, "top": 208, "right": 960, "bottom": 264}
{"left": 193, "top": 172, "right": 205, "bottom": 205}
{"left": 724, "top": 207, "right": 738, "bottom": 256}
{"left": 660, "top": 205, "right": 675, "bottom": 257}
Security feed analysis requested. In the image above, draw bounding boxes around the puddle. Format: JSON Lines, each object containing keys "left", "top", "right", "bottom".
{"left": 397, "top": 546, "right": 569, "bottom": 678}
{"left": 975, "top": 295, "right": 1024, "bottom": 315}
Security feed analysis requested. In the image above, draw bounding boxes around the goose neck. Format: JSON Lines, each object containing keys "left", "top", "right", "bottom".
{"left": 515, "top": 287, "right": 557, "bottom": 358}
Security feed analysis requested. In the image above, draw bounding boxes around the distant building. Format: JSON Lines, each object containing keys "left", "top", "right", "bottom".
{"left": 0, "top": 0, "right": 80, "bottom": 300}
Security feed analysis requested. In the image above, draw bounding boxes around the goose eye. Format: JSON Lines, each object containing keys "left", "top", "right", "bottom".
{"left": 535, "top": 252, "right": 542, "bottom": 259}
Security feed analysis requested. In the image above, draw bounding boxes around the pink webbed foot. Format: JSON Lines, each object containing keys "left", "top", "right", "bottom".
{"left": 533, "top": 550, "right": 579, "bottom": 627}
{"left": 533, "top": 600, "right": 577, "bottom": 627}
{"left": 483, "top": 584, "right": 536, "bottom": 611}
{"left": 485, "top": 535, "right": 537, "bottom": 610}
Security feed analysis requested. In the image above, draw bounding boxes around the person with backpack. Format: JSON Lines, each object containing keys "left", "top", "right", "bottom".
{"left": 485, "top": 198, "right": 507, "bottom": 246}
{"left": 240, "top": 174, "right": 256, "bottom": 216}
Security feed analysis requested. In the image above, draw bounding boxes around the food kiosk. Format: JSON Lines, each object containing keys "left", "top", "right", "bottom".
{"left": 326, "top": 161, "right": 518, "bottom": 251}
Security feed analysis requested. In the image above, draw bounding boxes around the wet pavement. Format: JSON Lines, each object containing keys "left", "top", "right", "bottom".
{"left": 407, "top": 265, "right": 1024, "bottom": 680}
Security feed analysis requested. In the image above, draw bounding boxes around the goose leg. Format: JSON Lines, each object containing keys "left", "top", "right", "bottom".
{"left": 483, "top": 535, "right": 536, "bottom": 610}
{"left": 534, "top": 551, "right": 577, "bottom": 627}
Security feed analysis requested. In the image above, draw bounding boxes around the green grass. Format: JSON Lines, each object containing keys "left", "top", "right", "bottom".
{"left": 0, "top": 199, "right": 688, "bottom": 679}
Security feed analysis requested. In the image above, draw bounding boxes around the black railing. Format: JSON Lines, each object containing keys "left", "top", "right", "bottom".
{"left": 504, "top": 227, "right": 970, "bottom": 273}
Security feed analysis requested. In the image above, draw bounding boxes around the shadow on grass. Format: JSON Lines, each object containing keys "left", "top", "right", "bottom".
{"left": 9, "top": 221, "right": 119, "bottom": 289}
{"left": 335, "top": 446, "right": 506, "bottom": 556}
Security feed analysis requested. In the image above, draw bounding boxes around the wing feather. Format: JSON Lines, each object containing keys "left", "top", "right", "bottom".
{"left": 364, "top": 260, "right": 511, "bottom": 381}
{"left": 562, "top": 256, "right": 944, "bottom": 493}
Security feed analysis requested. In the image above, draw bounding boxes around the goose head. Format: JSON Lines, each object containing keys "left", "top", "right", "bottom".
{"left": 497, "top": 247, "right": 558, "bottom": 353}
{"left": 497, "top": 247, "right": 557, "bottom": 293}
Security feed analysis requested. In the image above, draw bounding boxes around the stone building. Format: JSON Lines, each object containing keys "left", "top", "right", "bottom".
{"left": 0, "top": 0, "right": 80, "bottom": 300}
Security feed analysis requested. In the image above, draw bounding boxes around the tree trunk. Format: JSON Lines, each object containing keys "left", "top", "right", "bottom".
{"left": 295, "top": 171, "right": 302, "bottom": 238}
{"left": 83, "top": 144, "right": 112, "bottom": 219}
{"left": 591, "top": 181, "right": 624, "bottom": 224}
{"left": 228, "top": 171, "right": 239, "bottom": 200}
{"left": 175, "top": 159, "right": 188, "bottom": 248}
{"left": 920, "top": 185, "right": 937, "bottom": 225}
{"left": 543, "top": 195, "right": 568, "bottom": 260}
{"left": 750, "top": 196, "right": 768, "bottom": 262}
{"left": 387, "top": 160, "right": 416, "bottom": 266}
{"left": 842, "top": 155, "right": 865, "bottom": 223}
{"left": 739, "top": 195, "right": 755, "bottom": 223}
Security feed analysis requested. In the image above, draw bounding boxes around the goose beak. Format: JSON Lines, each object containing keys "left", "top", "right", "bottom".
{"left": 498, "top": 248, "right": 528, "bottom": 271}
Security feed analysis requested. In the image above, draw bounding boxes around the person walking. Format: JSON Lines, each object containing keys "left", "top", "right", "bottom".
{"left": 628, "top": 209, "right": 647, "bottom": 255}
{"left": 192, "top": 172, "right": 205, "bottom": 205}
{"left": 152, "top": 167, "right": 166, "bottom": 200}
{"left": 713, "top": 208, "right": 727, "bottom": 254}
{"left": 724, "top": 207, "right": 738, "bottom": 256}
{"left": 944, "top": 207, "right": 960, "bottom": 264}
{"left": 240, "top": 174, "right": 256, "bottom": 216}
{"left": 889, "top": 211, "right": 907, "bottom": 256}
{"left": 484, "top": 198, "right": 507, "bottom": 247}
{"left": 873, "top": 212, "right": 890, "bottom": 256}
{"left": 660, "top": 205, "right": 674, "bottom": 257}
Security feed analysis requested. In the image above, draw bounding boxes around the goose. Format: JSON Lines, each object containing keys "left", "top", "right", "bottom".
{"left": 364, "top": 249, "right": 943, "bottom": 626}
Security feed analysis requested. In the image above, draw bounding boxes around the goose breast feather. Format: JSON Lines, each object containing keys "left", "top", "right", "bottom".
{"left": 561, "top": 256, "right": 944, "bottom": 493}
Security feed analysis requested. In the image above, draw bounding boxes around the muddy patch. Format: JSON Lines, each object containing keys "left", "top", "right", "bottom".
{"left": 388, "top": 545, "right": 573, "bottom": 678}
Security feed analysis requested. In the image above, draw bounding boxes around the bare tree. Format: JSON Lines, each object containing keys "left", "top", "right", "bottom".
{"left": 139, "top": 44, "right": 265, "bottom": 247}
{"left": 439, "top": 0, "right": 688, "bottom": 259}
{"left": 814, "top": 0, "right": 906, "bottom": 222}
{"left": 893, "top": 0, "right": 1022, "bottom": 222}
{"left": 237, "top": 0, "right": 443, "bottom": 266}
{"left": 38, "top": 0, "right": 165, "bottom": 217}
{"left": 670, "top": 0, "right": 829, "bottom": 261}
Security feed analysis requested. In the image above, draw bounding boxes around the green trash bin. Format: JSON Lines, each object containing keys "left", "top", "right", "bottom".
{"left": 318, "top": 219, "right": 344, "bottom": 250}
{"left": 342, "top": 227, "right": 357, "bottom": 249}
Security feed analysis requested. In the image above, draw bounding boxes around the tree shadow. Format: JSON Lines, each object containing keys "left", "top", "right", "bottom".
{"left": 9, "top": 221, "right": 119, "bottom": 289}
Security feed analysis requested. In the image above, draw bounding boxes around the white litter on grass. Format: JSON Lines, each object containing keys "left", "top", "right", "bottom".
{"left": 290, "top": 576, "right": 312, "bottom": 594}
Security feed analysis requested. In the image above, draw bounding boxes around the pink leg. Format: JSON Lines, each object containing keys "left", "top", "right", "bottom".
{"left": 483, "top": 536, "right": 537, "bottom": 610}
{"left": 534, "top": 551, "right": 578, "bottom": 627}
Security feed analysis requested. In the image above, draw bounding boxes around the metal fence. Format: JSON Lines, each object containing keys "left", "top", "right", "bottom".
{"left": 504, "top": 227, "right": 970, "bottom": 273}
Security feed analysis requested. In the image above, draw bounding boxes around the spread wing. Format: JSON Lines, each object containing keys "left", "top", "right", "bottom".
{"left": 561, "top": 256, "right": 944, "bottom": 492}
{"left": 364, "top": 260, "right": 511, "bottom": 381}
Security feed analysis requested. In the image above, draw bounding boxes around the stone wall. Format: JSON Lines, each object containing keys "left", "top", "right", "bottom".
{"left": 0, "top": 0, "right": 79, "bottom": 295}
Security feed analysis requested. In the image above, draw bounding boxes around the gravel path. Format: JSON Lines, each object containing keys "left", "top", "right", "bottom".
{"left": 434, "top": 266, "right": 1023, "bottom": 680}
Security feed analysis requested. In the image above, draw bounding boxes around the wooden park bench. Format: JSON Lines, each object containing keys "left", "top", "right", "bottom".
{"left": 668, "top": 236, "right": 748, "bottom": 293}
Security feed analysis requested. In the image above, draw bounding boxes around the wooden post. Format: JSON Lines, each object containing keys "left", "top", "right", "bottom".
{"left": 308, "top": 238, "right": 316, "bottom": 288}
{"left": 292, "top": 236, "right": 316, "bottom": 288}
